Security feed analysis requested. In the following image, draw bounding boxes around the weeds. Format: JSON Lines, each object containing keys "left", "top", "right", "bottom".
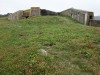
{"left": 0, "top": 16, "right": 100, "bottom": 75}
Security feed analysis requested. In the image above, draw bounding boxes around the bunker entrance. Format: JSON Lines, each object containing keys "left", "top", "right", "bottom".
{"left": 25, "top": 16, "right": 29, "bottom": 18}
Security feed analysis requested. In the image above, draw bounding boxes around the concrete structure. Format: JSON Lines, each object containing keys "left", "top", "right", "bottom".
{"left": 8, "top": 7, "right": 57, "bottom": 21}
{"left": 89, "top": 20, "right": 100, "bottom": 27}
{"left": 41, "top": 9, "right": 57, "bottom": 16}
{"left": 8, "top": 7, "right": 100, "bottom": 27}
{"left": 8, "top": 7, "right": 41, "bottom": 21}
{"left": 60, "top": 8, "right": 94, "bottom": 25}
{"left": 23, "top": 9, "right": 30, "bottom": 18}
{"left": 8, "top": 10, "right": 23, "bottom": 21}
{"left": 30, "top": 7, "right": 40, "bottom": 16}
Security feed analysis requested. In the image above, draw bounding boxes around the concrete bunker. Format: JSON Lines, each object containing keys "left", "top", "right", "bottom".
{"left": 8, "top": 7, "right": 57, "bottom": 21}
{"left": 60, "top": 8, "right": 94, "bottom": 25}
{"left": 8, "top": 7, "right": 41, "bottom": 21}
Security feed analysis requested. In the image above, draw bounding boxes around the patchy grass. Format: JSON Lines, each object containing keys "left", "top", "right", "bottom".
{"left": 0, "top": 16, "right": 100, "bottom": 75}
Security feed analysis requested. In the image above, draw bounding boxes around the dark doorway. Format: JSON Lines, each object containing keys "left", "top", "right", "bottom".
{"left": 25, "top": 16, "right": 29, "bottom": 18}
{"left": 89, "top": 15, "right": 93, "bottom": 19}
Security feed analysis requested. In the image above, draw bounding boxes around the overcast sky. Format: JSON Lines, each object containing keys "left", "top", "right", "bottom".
{"left": 0, "top": 0, "right": 100, "bottom": 16}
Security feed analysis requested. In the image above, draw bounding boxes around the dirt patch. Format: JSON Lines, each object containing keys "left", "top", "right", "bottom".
{"left": 0, "top": 53, "right": 4, "bottom": 60}
{"left": 87, "top": 41, "right": 100, "bottom": 49}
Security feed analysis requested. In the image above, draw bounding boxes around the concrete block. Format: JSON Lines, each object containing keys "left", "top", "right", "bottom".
{"left": 30, "top": 7, "right": 40, "bottom": 16}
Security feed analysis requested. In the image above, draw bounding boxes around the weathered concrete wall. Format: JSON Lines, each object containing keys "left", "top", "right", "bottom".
{"left": 8, "top": 10, "right": 23, "bottom": 21}
{"left": 60, "top": 8, "right": 94, "bottom": 25}
{"left": 89, "top": 20, "right": 100, "bottom": 27}
{"left": 8, "top": 13, "right": 14, "bottom": 20}
{"left": 8, "top": 7, "right": 58, "bottom": 21}
{"left": 16, "top": 10, "right": 24, "bottom": 20}
{"left": 30, "top": 7, "right": 40, "bottom": 16}
{"left": 23, "top": 9, "right": 30, "bottom": 18}
{"left": 41, "top": 9, "right": 57, "bottom": 16}
{"left": 8, "top": 7, "right": 41, "bottom": 21}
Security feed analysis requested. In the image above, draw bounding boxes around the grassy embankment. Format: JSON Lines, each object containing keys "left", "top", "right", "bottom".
{"left": 0, "top": 16, "right": 100, "bottom": 75}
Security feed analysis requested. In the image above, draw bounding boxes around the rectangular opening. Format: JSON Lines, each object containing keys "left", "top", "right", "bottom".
{"left": 89, "top": 15, "right": 93, "bottom": 19}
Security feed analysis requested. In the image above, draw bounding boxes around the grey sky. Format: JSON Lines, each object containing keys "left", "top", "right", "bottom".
{"left": 0, "top": 0, "right": 99, "bottom": 16}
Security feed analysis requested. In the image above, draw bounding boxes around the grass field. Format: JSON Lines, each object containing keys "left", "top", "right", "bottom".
{"left": 0, "top": 16, "right": 100, "bottom": 75}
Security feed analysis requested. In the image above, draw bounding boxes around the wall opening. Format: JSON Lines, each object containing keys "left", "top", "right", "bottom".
{"left": 25, "top": 16, "right": 29, "bottom": 18}
{"left": 71, "top": 14, "right": 72, "bottom": 17}
{"left": 89, "top": 15, "right": 93, "bottom": 19}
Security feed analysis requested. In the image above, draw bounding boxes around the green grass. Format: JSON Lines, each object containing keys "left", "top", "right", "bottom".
{"left": 0, "top": 16, "right": 100, "bottom": 75}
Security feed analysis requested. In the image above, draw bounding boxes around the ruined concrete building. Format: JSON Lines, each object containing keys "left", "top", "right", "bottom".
{"left": 8, "top": 7, "right": 57, "bottom": 21}
{"left": 60, "top": 8, "right": 94, "bottom": 25}
{"left": 8, "top": 7, "right": 41, "bottom": 20}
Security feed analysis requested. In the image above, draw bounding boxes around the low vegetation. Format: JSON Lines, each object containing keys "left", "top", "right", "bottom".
{"left": 0, "top": 16, "right": 100, "bottom": 75}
